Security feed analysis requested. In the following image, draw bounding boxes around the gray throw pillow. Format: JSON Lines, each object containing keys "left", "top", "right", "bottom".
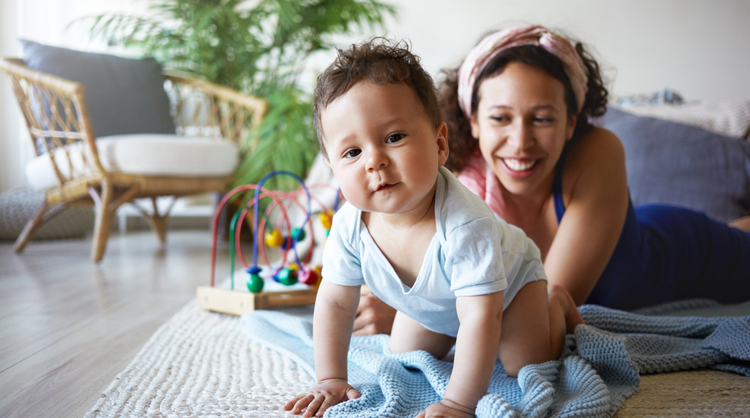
{"left": 598, "top": 107, "right": 750, "bottom": 223}
{"left": 20, "top": 39, "right": 175, "bottom": 145}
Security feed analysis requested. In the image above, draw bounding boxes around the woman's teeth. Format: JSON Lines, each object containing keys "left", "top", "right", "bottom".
{"left": 504, "top": 158, "right": 537, "bottom": 171}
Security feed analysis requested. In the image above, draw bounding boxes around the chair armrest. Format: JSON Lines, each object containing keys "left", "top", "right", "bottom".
{"left": 163, "top": 71, "right": 267, "bottom": 145}
{"left": 0, "top": 57, "right": 107, "bottom": 185}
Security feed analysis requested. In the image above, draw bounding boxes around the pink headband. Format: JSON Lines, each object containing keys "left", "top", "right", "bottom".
{"left": 457, "top": 25, "right": 588, "bottom": 117}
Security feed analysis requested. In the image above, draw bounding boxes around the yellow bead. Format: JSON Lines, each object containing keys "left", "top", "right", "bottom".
{"left": 319, "top": 211, "right": 333, "bottom": 230}
{"left": 265, "top": 230, "right": 283, "bottom": 247}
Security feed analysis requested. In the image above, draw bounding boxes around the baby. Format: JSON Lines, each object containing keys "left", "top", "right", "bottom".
{"left": 284, "top": 38, "right": 583, "bottom": 418}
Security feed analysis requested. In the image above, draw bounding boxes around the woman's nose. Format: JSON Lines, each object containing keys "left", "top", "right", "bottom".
{"left": 507, "top": 121, "right": 534, "bottom": 150}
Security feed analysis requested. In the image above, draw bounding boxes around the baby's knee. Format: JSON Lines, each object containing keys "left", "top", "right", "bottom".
{"left": 501, "top": 359, "right": 524, "bottom": 377}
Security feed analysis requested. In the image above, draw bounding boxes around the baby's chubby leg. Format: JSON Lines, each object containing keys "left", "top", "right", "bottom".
{"left": 498, "top": 281, "right": 583, "bottom": 376}
{"left": 389, "top": 311, "right": 456, "bottom": 359}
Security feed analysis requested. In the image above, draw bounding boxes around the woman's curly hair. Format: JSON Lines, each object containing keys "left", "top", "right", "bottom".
{"left": 439, "top": 41, "right": 608, "bottom": 173}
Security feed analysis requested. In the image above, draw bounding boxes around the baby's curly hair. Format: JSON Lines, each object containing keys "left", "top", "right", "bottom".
{"left": 439, "top": 41, "right": 609, "bottom": 173}
{"left": 313, "top": 38, "right": 443, "bottom": 158}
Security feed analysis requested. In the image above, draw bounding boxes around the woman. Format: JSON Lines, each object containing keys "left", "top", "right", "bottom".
{"left": 352, "top": 24, "right": 750, "bottom": 336}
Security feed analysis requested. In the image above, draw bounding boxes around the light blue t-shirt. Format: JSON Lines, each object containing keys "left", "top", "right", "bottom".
{"left": 322, "top": 167, "right": 546, "bottom": 337}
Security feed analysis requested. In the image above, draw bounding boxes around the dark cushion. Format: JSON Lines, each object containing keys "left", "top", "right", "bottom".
{"left": 598, "top": 107, "right": 750, "bottom": 223}
{"left": 20, "top": 39, "right": 175, "bottom": 142}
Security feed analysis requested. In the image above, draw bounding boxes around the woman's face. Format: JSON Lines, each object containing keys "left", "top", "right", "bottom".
{"left": 471, "top": 61, "right": 576, "bottom": 197}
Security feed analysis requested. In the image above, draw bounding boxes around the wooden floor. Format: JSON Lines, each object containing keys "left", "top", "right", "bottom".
{"left": 0, "top": 229, "right": 231, "bottom": 418}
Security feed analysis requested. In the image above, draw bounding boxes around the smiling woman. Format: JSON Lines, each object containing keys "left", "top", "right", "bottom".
{"left": 441, "top": 24, "right": 750, "bottom": 310}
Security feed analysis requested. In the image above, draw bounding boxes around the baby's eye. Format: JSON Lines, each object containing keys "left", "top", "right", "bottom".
{"left": 386, "top": 133, "right": 404, "bottom": 143}
{"left": 344, "top": 149, "right": 361, "bottom": 158}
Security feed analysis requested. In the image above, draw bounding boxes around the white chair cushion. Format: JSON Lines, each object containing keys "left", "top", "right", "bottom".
{"left": 26, "top": 134, "right": 239, "bottom": 191}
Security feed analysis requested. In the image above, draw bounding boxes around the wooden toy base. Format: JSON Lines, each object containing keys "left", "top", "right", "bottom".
{"left": 197, "top": 286, "right": 318, "bottom": 316}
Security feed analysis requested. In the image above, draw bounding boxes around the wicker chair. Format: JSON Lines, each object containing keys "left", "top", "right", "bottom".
{"left": 0, "top": 57, "right": 266, "bottom": 262}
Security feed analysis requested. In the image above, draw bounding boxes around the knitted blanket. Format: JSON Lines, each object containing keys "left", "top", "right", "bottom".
{"left": 240, "top": 304, "right": 750, "bottom": 418}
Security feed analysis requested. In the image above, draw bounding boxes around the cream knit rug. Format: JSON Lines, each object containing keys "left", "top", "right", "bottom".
{"left": 85, "top": 300, "right": 313, "bottom": 418}
{"left": 86, "top": 300, "right": 750, "bottom": 418}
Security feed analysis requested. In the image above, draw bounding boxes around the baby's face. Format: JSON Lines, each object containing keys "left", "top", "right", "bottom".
{"left": 322, "top": 82, "right": 448, "bottom": 216}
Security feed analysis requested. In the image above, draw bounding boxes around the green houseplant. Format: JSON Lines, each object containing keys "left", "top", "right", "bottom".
{"left": 80, "top": 0, "right": 396, "bottom": 192}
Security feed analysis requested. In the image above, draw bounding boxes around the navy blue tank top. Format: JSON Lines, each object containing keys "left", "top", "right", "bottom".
{"left": 551, "top": 149, "right": 750, "bottom": 310}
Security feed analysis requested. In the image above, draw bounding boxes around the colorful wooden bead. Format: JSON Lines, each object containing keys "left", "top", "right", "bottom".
{"left": 298, "top": 268, "right": 319, "bottom": 286}
{"left": 265, "top": 229, "right": 284, "bottom": 247}
{"left": 247, "top": 273, "right": 264, "bottom": 293}
{"left": 292, "top": 227, "right": 306, "bottom": 242}
{"left": 274, "top": 268, "right": 298, "bottom": 286}
{"left": 319, "top": 211, "right": 333, "bottom": 230}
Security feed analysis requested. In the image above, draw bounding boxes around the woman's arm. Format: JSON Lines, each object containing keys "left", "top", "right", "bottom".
{"left": 543, "top": 127, "right": 630, "bottom": 305}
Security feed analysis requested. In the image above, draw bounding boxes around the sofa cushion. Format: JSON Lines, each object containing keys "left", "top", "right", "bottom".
{"left": 598, "top": 107, "right": 750, "bottom": 223}
{"left": 611, "top": 100, "right": 750, "bottom": 139}
{"left": 20, "top": 39, "right": 175, "bottom": 145}
{"left": 26, "top": 134, "right": 239, "bottom": 191}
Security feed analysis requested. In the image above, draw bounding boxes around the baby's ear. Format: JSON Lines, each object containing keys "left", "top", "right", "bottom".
{"left": 436, "top": 122, "right": 449, "bottom": 166}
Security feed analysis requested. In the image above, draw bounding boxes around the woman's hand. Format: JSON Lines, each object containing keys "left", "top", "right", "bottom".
{"left": 283, "top": 379, "right": 360, "bottom": 417}
{"left": 416, "top": 399, "right": 475, "bottom": 418}
{"left": 353, "top": 290, "right": 397, "bottom": 336}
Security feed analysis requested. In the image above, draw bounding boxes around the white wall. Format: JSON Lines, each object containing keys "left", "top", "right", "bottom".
{"left": 0, "top": 0, "right": 23, "bottom": 194}
{"left": 382, "top": 0, "right": 750, "bottom": 100}
{"left": 2, "top": 0, "right": 750, "bottom": 193}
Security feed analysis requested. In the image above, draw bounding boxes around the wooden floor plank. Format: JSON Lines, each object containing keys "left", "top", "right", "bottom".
{"left": 0, "top": 294, "right": 190, "bottom": 418}
{"left": 0, "top": 230, "right": 231, "bottom": 418}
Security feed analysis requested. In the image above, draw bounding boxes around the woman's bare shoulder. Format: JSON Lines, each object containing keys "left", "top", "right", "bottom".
{"left": 569, "top": 127, "right": 624, "bottom": 160}
{"left": 565, "top": 127, "right": 626, "bottom": 177}
{"left": 563, "top": 126, "right": 628, "bottom": 203}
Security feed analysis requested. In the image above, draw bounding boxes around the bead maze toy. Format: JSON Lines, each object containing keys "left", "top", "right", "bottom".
{"left": 197, "top": 170, "right": 341, "bottom": 316}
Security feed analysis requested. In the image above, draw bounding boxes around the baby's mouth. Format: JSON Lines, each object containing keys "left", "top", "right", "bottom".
{"left": 502, "top": 158, "right": 538, "bottom": 172}
{"left": 376, "top": 183, "right": 396, "bottom": 192}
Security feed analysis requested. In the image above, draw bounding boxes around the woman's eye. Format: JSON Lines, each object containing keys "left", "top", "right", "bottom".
{"left": 490, "top": 116, "right": 508, "bottom": 122}
{"left": 344, "top": 149, "right": 361, "bottom": 158}
{"left": 386, "top": 133, "right": 404, "bottom": 143}
{"left": 534, "top": 117, "right": 554, "bottom": 123}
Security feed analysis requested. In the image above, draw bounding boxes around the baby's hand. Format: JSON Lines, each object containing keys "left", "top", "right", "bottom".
{"left": 415, "top": 399, "right": 475, "bottom": 418}
{"left": 283, "top": 379, "right": 360, "bottom": 417}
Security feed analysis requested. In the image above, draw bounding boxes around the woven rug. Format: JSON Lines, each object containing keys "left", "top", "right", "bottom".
{"left": 85, "top": 301, "right": 314, "bottom": 418}
{"left": 86, "top": 300, "right": 750, "bottom": 418}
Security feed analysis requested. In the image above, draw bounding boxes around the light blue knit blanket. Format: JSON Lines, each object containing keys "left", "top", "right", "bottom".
{"left": 240, "top": 303, "right": 750, "bottom": 418}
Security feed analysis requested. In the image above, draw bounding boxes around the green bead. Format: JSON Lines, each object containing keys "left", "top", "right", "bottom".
{"left": 292, "top": 227, "right": 306, "bottom": 242}
{"left": 275, "top": 268, "right": 298, "bottom": 286}
{"left": 247, "top": 273, "right": 264, "bottom": 293}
